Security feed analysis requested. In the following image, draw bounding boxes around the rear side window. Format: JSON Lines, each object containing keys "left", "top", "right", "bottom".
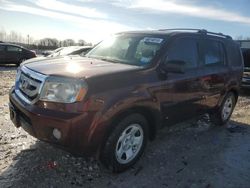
{"left": 7, "top": 46, "right": 22, "bottom": 52}
{"left": 202, "top": 40, "right": 225, "bottom": 66}
{"left": 165, "top": 37, "right": 198, "bottom": 69}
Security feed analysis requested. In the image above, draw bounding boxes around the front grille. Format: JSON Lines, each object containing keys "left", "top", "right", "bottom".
{"left": 15, "top": 66, "right": 47, "bottom": 104}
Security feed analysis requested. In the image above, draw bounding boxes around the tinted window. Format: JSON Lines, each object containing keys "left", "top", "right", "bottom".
{"left": 202, "top": 40, "right": 224, "bottom": 66}
{"left": 165, "top": 38, "right": 198, "bottom": 69}
{"left": 7, "top": 46, "right": 22, "bottom": 52}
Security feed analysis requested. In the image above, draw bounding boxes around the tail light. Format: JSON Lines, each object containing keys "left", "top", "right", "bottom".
{"left": 31, "top": 50, "right": 37, "bottom": 57}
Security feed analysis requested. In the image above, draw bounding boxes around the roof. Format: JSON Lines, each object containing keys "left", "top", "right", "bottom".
{"left": 119, "top": 28, "right": 232, "bottom": 40}
{"left": 0, "top": 42, "right": 24, "bottom": 48}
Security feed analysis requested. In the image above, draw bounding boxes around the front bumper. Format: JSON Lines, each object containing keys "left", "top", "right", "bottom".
{"left": 9, "top": 87, "right": 98, "bottom": 156}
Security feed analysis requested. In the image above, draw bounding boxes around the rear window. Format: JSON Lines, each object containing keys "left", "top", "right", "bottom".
{"left": 226, "top": 44, "right": 243, "bottom": 67}
{"left": 201, "top": 40, "right": 225, "bottom": 66}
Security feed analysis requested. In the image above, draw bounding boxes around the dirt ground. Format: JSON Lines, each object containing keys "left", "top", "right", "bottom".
{"left": 0, "top": 65, "right": 250, "bottom": 188}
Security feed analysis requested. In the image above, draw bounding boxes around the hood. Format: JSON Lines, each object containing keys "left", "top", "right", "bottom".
{"left": 22, "top": 56, "right": 142, "bottom": 78}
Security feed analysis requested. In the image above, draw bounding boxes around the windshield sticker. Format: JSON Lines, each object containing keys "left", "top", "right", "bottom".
{"left": 143, "top": 37, "right": 163, "bottom": 44}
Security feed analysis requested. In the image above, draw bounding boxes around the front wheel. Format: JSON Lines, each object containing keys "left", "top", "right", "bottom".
{"left": 210, "top": 92, "right": 236, "bottom": 125}
{"left": 100, "top": 114, "right": 148, "bottom": 173}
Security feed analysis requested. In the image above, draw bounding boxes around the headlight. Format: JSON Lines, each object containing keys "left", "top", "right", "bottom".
{"left": 15, "top": 67, "right": 21, "bottom": 88}
{"left": 40, "top": 77, "right": 88, "bottom": 103}
{"left": 15, "top": 67, "right": 21, "bottom": 82}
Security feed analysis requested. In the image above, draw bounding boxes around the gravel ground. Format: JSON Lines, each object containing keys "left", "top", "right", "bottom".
{"left": 0, "top": 65, "right": 250, "bottom": 188}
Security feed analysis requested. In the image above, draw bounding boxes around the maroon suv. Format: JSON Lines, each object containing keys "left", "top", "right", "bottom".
{"left": 9, "top": 29, "right": 243, "bottom": 172}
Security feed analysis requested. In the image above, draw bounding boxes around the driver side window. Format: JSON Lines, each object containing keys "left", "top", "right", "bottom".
{"left": 165, "top": 38, "right": 198, "bottom": 70}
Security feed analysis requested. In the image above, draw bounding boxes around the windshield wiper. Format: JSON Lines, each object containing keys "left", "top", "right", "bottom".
{"left": 95, "top": 57, "right": 121, "bottom": 64}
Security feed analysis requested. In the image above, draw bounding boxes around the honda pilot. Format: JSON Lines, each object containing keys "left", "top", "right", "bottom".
{"left": 9, "top": 29, "right": 243, "bottom": 172}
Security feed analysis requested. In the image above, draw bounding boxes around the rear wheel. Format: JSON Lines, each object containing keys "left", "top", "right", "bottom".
{"left": 100, "top": 114, "right": 148, "bottom": 173}
{"left": 210, "top": 92, "right": 236, "bottom": 125}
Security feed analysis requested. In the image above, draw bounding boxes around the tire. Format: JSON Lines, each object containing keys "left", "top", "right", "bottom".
{"left": 210, "top": 92, "right": 236, "bottom": 126}
{"left": 100, "top": 113, "right": 148, "bottom": 173}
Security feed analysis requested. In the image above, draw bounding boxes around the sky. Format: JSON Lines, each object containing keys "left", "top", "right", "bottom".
{"left": 0, "top": 0, "right": 250, "bottom": 43}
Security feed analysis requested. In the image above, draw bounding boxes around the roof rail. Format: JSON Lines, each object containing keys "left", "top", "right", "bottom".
{"left": 158, "top": 28, "right": 232, "bottom": 39}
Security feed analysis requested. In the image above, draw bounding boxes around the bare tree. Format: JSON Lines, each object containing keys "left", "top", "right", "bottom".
{"left": 235, "top": 35, "right": 250, "bottom": 40}
{"left": 0, "top": 27, "right": 6, "bottom": 41}
{"left": 63, "top": 39, "right": 75, "bottom": 46}
{"left": 235, "top": 35, "right": 243, "bottom": 40}
{"left": 9, "top": 31, "right": 19, "bottom": 42}
{"left": 78, "top": 39, "right": 86, "bottom": 46}
{"left": 0, "top": 27, "right": 93, "bottom": 50}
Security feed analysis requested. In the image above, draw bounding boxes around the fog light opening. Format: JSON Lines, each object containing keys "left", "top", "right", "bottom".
{"left": 52, "top": 128, "right": 61, "bottom": 140}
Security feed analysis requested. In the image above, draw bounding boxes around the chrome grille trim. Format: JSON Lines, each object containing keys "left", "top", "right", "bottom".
{"left": 15, "top": 66, "right": 47, "bottom": 104}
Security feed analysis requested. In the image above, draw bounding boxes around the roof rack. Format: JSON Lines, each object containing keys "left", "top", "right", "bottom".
{"left": 158, "top": 28, "right": 232, "bottom": 39}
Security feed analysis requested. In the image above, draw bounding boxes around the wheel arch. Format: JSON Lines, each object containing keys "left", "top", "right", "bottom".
{"left": 96, "top": 105, "right": 162, "bottom": 159}
{"left": 228, "top": 88, "right": 239, "bottom": 102}
{"left": 108, "top": 106, "right": 161, "bottom": 141}
{"left": 217, "top": 87, "right": 239, "bottom": 107}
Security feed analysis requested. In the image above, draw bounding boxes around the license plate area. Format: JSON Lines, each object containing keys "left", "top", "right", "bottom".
{"left": 9, "top": 103, "right": 21, "bottom": 128}
{"left": 9, "top": 102, "right": 34, "bottom": 136}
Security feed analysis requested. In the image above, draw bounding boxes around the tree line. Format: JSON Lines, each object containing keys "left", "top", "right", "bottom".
{"left": 0, "top": 28, "right": 92, "bottom": 50}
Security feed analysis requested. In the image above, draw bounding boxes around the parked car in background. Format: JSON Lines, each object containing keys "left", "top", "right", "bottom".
{"left": 48, "top": 46, "right": 92, "bottom": 57}
{"left": 9, "top": 29, "right": 243, "bottom": 172}
{"left": 0, "top": 43, "right": 36, "bottom": 65}
{"left": 25, "top": 46, "right": 92, "bottom": 63}
{"left": 241, "top": 48, "right": 250, "bottom": 88}
{"left": 42, "top": 47, "right": 64, "bottom": 57}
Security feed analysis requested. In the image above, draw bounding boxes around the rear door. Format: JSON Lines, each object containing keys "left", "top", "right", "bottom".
{"left": 159, "top": 36, "right": 204, "bottom": 124}
{"left": 199, "top": 39, "right": 229, "bottom": 109}
{"left": 5, "top": 45, "right": 22, "bottom": 63}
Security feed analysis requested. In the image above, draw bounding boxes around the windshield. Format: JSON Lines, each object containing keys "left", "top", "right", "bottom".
{"left": 86, "top": 34, "right": 165, "bottom": 66}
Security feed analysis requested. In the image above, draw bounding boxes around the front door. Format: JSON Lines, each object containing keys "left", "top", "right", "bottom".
{"left": 5, "top": 45, "right": 22, "bottom": 63}
{"left": 159, "top": 36, "right": 204, "bottom": 124}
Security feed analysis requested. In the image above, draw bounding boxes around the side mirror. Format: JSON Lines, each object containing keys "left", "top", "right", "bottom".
{"left": 163, "top": 60, "right": 186, "bottom": 74}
